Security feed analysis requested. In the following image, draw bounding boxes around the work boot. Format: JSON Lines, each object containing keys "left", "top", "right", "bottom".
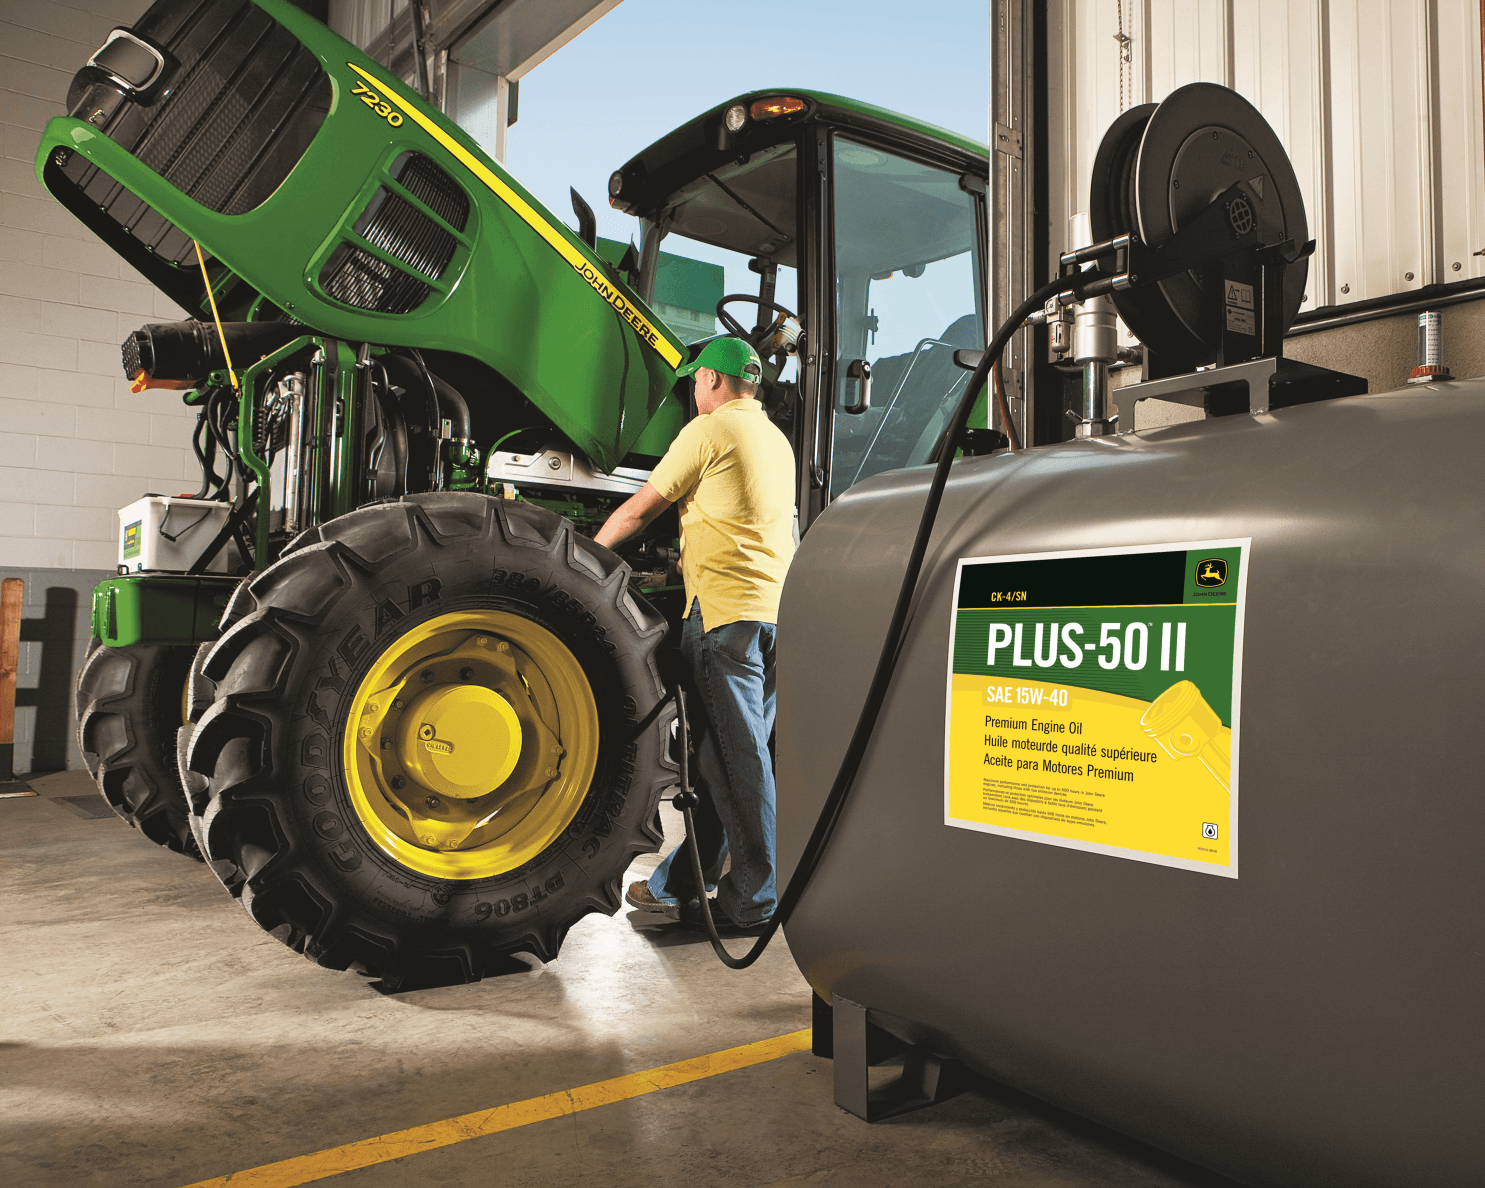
{"left": 625, "top": 880, "right": 677, "bottom": 917}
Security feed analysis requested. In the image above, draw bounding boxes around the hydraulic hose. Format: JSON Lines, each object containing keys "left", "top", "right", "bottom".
{"left": 684, "top": 273, "right": 1077, "bottom": 969}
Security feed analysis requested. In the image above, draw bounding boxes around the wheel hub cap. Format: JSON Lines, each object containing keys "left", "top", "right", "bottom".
{"left": 397, "top": 684, "right": 523, "bottom": 798}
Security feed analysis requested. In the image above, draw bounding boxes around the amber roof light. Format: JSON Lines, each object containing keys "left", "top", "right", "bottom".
{"left": 750, "top": 96, "right": 806, "bottom": 121}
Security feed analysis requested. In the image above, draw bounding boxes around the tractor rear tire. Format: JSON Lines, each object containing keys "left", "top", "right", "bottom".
{"left": 76, "top": 638, "right": 201, "bottom": 856}
{"left": 182, "top": 492, "right": 674, "bottom": 983}
{"left": 178, "top": 640, "right": 242, "bottom": 891}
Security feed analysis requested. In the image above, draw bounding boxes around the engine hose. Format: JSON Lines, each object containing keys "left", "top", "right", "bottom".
{"left": 206, "top": 384, "right": 238, "bottom": 469}
{"left": 190, "top": 408, "right": 215, "bottom": 500}
{"left": 685, "top": 273, "right": 1077, "bottom": 969}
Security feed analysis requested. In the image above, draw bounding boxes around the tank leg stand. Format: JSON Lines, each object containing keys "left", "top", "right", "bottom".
{"left": 829, "top": 995, "right": 961, "bottom": 1122}
{"left": 811, "top": 991, "right": 833, "bottom": 1057}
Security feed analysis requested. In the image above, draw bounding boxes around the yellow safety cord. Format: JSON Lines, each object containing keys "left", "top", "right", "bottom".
{"left": 194, "top": 239, "right": 239, "bottom": 391}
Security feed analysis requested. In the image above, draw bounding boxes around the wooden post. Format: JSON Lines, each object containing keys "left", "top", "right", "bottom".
{"left": 0, "top": 578, "right": 22, "bottom": 782}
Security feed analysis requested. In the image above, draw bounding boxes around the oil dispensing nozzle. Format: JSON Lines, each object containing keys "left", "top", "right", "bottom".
{"left": 1140, "top": 680, "right": 1232, "bottom": 791}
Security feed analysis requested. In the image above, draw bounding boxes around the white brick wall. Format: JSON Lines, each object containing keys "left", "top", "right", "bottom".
{"left": 1, "top": 0, "right": 200, "bottom": 574}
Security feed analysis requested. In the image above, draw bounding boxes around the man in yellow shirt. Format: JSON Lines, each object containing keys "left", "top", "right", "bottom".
{"left": 595, "top": 337, "right": 796, "bottom": 932}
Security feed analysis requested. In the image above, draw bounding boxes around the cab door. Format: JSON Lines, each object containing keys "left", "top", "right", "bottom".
{"left": 807, "top": 134, "right": 987, "bottom": 513}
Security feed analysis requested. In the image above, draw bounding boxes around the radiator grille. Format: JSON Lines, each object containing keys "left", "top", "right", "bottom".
{"left": 391, "top": 152, "right": 470, "bottom": 231}
{"left": 356, "top": 190, "right": 458, "bottom": 281}
{"left": 58, "top": 0, "right": 330, "bottom": 265}
{"left": 320, "top": 245, "right": 431, "bottom": 316}
{"left": 319, "top": 154, "right": 468, "bottom": 314}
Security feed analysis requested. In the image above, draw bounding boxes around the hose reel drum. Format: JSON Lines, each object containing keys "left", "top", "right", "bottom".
{"left": 1090, "top": 82, "right": 1310, "bottom": 374}
{"left": 1049, "top": 82, "right": 1356, "bottom": 435}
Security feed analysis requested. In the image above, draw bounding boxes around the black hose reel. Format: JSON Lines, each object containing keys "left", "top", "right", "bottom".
{"left": 1086, "top": 82, "right": 1312, "bottom": 377}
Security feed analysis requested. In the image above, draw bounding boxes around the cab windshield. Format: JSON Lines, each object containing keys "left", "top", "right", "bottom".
{"left": 636, "top": 142, "right": 799, "bottom": 371}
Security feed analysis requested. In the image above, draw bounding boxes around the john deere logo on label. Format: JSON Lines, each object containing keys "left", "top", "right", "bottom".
{"left": 1195, "top": 558, "right": 1228, "bottom": 587}
{"left": 122, "top": 521, "right": 141, "bottom": 558}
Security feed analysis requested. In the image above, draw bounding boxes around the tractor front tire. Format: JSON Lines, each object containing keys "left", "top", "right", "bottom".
{"left": 183, "top": 492, "right": 674, "bottom": 983}
{"left": 76, "top": 638, "right": 200, "bottom": 856}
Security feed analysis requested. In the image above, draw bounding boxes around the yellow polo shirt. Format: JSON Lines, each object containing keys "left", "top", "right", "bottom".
{"left": 648, "top": 398, "right": 796, "bottom": 628}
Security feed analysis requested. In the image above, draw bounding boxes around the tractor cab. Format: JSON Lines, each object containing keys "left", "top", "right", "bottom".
{"left": 608, "top": 91, "right": 990, "bottom": 528}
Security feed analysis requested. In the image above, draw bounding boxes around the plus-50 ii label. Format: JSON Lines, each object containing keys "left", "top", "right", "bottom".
{"left": 944, "top": 541, "right": 1249, "bottom": 877}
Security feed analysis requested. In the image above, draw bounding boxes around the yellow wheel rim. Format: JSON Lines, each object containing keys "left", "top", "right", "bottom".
{"left": 341, "top": 610, "right": 600, "bottom": 879}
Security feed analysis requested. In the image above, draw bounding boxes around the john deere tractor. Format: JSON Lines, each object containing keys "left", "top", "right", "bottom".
{"left": 43, "top": 0, "right": 990, "bottom": 982}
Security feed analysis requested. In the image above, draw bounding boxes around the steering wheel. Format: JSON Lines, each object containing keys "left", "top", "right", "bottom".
{"left": 716, "top": 294, "right": 798, "bottom": 348}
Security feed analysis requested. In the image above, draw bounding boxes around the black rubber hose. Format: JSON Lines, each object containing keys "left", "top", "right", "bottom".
{"left": 190, "top": 408, "right": 215, "bottom": 500}
{"left": 431, "top": 375, "right": 471, "bottom": 440}
{"left": 687, "top": 274, "right": 1073, "bottom": 969}
{"left": 206, "top": 384, "right": 237, "bottom": 468}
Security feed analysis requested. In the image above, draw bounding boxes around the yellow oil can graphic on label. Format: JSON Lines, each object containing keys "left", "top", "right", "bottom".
{"left": 945, "top": 541, "right": 1247, "bottom": 878}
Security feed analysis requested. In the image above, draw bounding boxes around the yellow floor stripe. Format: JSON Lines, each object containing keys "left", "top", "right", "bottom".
{"left": 181, "top": 1029, "right": 812, "bottom": 1188}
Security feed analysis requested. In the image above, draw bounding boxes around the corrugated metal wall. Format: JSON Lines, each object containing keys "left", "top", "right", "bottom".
{"left": 328, "top": 0, "right": 406, "bottom": 52}
{"left": 1050, "top": 0, "right": 1485, "bottom": 315}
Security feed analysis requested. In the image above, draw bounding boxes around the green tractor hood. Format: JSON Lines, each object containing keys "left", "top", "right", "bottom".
{"left": 34, "top": 0, "right": 684, "bottom": 472}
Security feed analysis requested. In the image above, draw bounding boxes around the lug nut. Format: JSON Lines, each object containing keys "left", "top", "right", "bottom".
{"left": 421, "top": 669, "right": 435, "bottom": 682}
{"left": 380, "top": 738, "right": 390, "bottom": 750}
{"left": 497, "top": 642, "right": 510, "bottom": 653}
{"left": 459, "top": 667, "right": 475, "bottom": 681}
{"left": 475, "top": 637, "right": 489, "bottom": 648}
{"left": 391, "top": 776, "right": 406, "bottom": 789}
{"left": 425, "top": 796, "right": 439, "bottom": 808}
{"left": 393, "top": 698, "right": 405, "bottom": 709}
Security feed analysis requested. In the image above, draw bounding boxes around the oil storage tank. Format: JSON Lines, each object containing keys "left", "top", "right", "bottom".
{"left": 775, "top": 84, "right": 1482, "bottom": 1188}
{"left": 775, "top": 383, "right": 1482, "bottom": 1186}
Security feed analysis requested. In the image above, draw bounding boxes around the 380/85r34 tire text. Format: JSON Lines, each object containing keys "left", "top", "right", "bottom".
{"left": 183, "top": 493, "right": 674, "bottom": 983}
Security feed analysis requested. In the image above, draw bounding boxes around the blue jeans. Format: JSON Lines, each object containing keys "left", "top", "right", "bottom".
{"left": 648, "top": 600, "right": 778, "bottom": 925}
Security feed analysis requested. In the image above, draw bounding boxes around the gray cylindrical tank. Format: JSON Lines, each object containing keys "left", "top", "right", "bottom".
{"left": 776, "top": 382, "right": 1482, "bottom": 1188}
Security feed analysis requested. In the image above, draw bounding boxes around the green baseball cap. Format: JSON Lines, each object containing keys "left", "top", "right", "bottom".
{"left": 675, "top": 337, "right": 763, "bottom": 384}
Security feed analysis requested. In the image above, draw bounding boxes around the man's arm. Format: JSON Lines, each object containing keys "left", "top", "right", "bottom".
{"left": 594, "top": 482, "right": 674, "bottom": 550}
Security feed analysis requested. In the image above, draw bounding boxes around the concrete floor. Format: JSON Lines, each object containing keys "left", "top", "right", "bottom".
{"left": 1, "top": 771, "right": 1245, "bottom": 1188}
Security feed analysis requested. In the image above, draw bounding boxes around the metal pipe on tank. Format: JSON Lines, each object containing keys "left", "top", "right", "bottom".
{"left": 1408, "top": 309, "right": 1451, "bottom": 383}
{"left": 1074, "top": 294, "right": 1117, "bottom": 437}
{"left": 1064, "top": 212, "right": 1119, "bottom": 437}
